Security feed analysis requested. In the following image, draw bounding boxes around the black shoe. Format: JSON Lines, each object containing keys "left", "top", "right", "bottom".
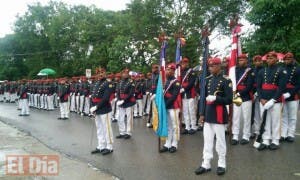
{"left": 216, "top": 167, "right": 226, "bottom": 175}
{"left": 19, "top": 114, "right": 24, "bottom": 116}
{"left": 257, "top": 143, "right": 268, "bottom": 151}
{"left": 159, "top": 146, "right": 169, "bottom": 153}
{"left": 112, "top": 119, "right": 118, "bottom": 123}
{"left": 63, "top": 117, "right": 69, "bottom": 120}
{"left": 181, "top": 129, "right": 189, "bottom": 135}
{"left": 91, "top": 148, "right": 102, "bottom": 154}
{"left": 116, "top": 134, "right": 125, "bottom": 139}
{"left": 169, "top": 146, "right": 177, "bottom": 153}
{"left": 195, "top": 166, "right": 211, "bottom": 175}
{"left": 231, "top": 139, "right": 239, "bottom": 145}
{"left": 57, "top": 117, "right": 63, "bottom": 120}
{"left": 133, "top": 116, "right": 138, "bottom": 118}
{"left": 148, "top": 124, "right": 153, "bottom": 128}
{"left": 143, "top": 113, "right": 149, "bottom": 116}
{"left": 124, "top": 134, "right": 131, "bottom": 139}
{"left": 240, "top": 139, "right": 249, "bottom": 145}
{"left": 269, "top": 143, "right": 279, "bottom": 150}
{"left": 250, "top": 134, "right": 256, "bottom": 139}
{"left": 189, "top": 129, "right": 196, "bottom": 135}
{"left": 279, "top": 137, "right": 285, "bottom": 142}
{"left": 101, "top": 149, "right": 113, "bottom": 155}
{"left": 285, "top": 136, "right": 294, "bottom": 143}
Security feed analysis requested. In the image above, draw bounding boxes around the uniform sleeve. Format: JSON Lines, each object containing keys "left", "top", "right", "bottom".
{"left": 290, "top": 67, "right": 300, "bottom": 96}
{"left": 273, "top": 68, "right": 288, "bottom": 100}
{"left": 239, "top": 69, "right": 254, "bottom": 96}
{"left": 256, "top": 68, "right": 263, "bottom": 99}
{"left": 96, "top": 82, "right": 113, "bottom": 109}
{"left": 124, "top": 82, "right": 135, "bottom": 102}
{"left": 185, "top": 71, "right": 197, "bottom": 91}
{"left": 215, "top": 79, "right": 233, "bottom": 105}
{"left": 165, "top": 81, "right": 180, "bottom": 108}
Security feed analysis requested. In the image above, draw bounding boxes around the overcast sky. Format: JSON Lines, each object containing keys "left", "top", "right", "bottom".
{"left": 0, "top": 0, "right": 252, "bottom": 56}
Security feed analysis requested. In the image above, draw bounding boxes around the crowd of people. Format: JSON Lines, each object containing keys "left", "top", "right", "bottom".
{"left": 0, "top": 51, "right": 299, "bottom": 176}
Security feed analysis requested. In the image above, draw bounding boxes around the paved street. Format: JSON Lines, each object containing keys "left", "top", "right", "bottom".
{"left": 0, "top": 103, "right": 300, "bottom": 180}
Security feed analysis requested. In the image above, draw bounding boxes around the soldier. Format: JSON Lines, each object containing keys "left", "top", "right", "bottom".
{"left": 159, "top": 63, "right": 181, "bottom": 153}
{"left": 251, "top": 55, "right": 264, "bottom": 139}
{"left": 90, "top": 67, "right": 114, "bottom": 155}
{"left": 19, "top": 80, "right": 30, "bottom": 116}
{"left": 281, "top": 52, "right": 300, "bottom": 142}
{"left": 47, "top": 79, "right": 55, "bottom": 110}
{"left": 69, "top": 77, "right": 77, "bottom": 112}
{"left": 256, "top": 51, "right": 287, "bottom": 150}
{"left": 144, "top": 72, "right": 152, "bottom": 115}
{"left": 147, "top": 64, "right": 160, "bottom": 128}
{"left": 134, "top": 74, "right": 144, "bottom": 118}
{"left": 180, "top": 57, "right": 198, "bottom": 135}
{"left": 195, "top": 57, "right": 232, "bottom": 176}
{"left": 111, "top": 73, "right": 121, "bottom": 122}
{"left": 57, "top": 78, "right": 70, "bottom": 120}
{"left": 0, "top": 82, "right": 4, "bottom": 102}
{"left": 231, "top": 54, "right": 254, "bottom": 145}
{"left": 115, "top": 68, "right": 136, "bottom": 139}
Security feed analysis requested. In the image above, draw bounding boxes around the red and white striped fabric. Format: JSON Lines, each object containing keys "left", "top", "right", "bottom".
{"left": 229, "top": 25, "right": 242, "bottom": 92}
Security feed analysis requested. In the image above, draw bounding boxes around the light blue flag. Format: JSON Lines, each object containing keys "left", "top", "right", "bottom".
{"left": 155, "top": 74, "right": 168, "bottom": 137}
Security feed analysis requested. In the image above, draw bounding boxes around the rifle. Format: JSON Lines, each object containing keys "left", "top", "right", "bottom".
{"left": 254, "top": 109, "right": 267, "bottom": 147}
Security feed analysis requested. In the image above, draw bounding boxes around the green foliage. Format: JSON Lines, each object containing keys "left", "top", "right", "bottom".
{"left": 0, "top": 0, "right": 245, "bottom": 80}
{"left": 244, "top": 0, "right": 300, "bottom": 59}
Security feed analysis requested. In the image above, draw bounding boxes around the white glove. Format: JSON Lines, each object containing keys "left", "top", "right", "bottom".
{"left": 206, "top": 95, "right": 216, "bottom": 102}
{"left": 236, "top": 92, "right": 240, "bottom": 97}
{"left": 88, "top": 95, "right": 92, "bottom": 98}
{"left": 264, "top": 99, "right": 275, "bottom": 110}
{"left": 90, "top": 106, "right": 97, "bottom": 113}
{"left": 117, "top": 100, "right": 124, "bottom": 106}
{"left": 180, "top": 88, "right": 185, "bottom": 93}
{"left": 146, "top": 91, "right": 150, "bottom": 95}
{"left": 57, "top": 97, "right": 60, "bottom": 100}
{"left": 77, "top": 93, "right": 80, "bottom": 96}
{"left": 254, "top": 92, "right": 258, "bottom": 98}
{"left": 283, "top": 93, "right": 291, "bottom": 99}
{"left": 150, "top": 94, "right": 156, "bottom": 101}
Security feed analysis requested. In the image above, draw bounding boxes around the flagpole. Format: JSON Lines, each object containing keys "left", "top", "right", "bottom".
{"left": 199, "top": 26, "right": 210, "bottom": 128}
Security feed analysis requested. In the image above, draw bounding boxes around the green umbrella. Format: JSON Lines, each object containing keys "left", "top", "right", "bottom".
{"left": 38, "top": 68, "right": 56, "bottom": 75}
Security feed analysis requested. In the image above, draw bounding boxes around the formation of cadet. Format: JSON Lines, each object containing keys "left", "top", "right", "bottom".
{"left": 0, "top": 51, "right": 299, "bottom": 175}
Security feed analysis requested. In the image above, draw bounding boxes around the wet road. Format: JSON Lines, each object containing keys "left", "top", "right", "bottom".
{"left": 0, "top": 103, "right": 300, "bottom": 180}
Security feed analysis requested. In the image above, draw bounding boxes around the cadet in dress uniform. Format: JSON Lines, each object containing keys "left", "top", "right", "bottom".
{"left": 57, "top": 78, "right": 70, "bottom": 120}
{"left": 115, "top": 68, "right": 136, "bottom": 139}
{"left": 19, "top": 80, "right": 30, "bottom": 116}
{"left": 90, "top": 67, "right": 114, "bottom": 155}
{"left": 256, "top": 51, "right": 287, "bottom": 150}
{"left": 251, "top": 55, "right": 264, "bottom": 139}
{"left": 111, "top": 73, "right": 121, "bottom": 122}
{"left": 281, "top": 52, "right": 300, "bottom": 142}
{"left": 144, "top": 72, "right": 152, "bottom": 115}
{"left": 147, "top": 64, "right": 160, "bottom": 128}
{"left": 180, "top": 57, "right": 198, "bottom": 135}
{"left": 195, "top": 57, "right": 233, "bottom": 176}
{"left": 134, "top": 74, "right": 145, "bottom": 118}
{"left": 231, "top": 54, "right": 254, "bottom": 145}
{"left": 159, "top": 63, "right": 181, "bottom": 153}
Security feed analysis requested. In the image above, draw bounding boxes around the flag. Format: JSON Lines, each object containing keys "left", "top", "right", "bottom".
{"left": 175, "top": 38, "right": 182, "bottom": 80}
{"left": 154, "top": 74, "right": 168, "bottom": 137}
{"left": 228, "top": 25, "right": 242, "bottom": 92}
{"left": 152, "top": 37, "right": 168, "bottom": 137}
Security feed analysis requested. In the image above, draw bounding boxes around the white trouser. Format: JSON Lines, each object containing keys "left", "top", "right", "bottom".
{"left": 79, "top": 95, "right": 85, "bottom": 113}
{"left": 59, "top": 102, "right": 69, "bottom": 118}
{"left": 44, "top": 95, "right": 48, "bottom": 109}
{"left": 75, "top": 94, "right": 80, "bottom": 112}
{"left": 34, "top": 94, "right": 39, "bottom": 108}
{"left": 145, "top": 95, "right": 151, "bottom": 114}
{"left": 95, "top": 113, "right": 114, "bottom": 150}
{"left": 182, "top": 98, "right": 197, "bottom": 130}
{"left": 232, "top": 100, "right": 252, "bottom": 140}
{"left": 202, "top": 122, "right": 226, "bottom": 169}
{"left": 84, "top": 97, "right": 90, "bottom": 115}
{"left": 134, "top": 99, "right": 143, "bottom": 116}
{"left": 252, "top": 98, "right": 262, "bottom": 135}
{"left": 118, "top": 106, "right": 133, "bottom": 135}
{"left": 164, "top": 109, "right": 180, "bottom": 148}
{"left": 111, "top": 98, "right": 117, "bottom": 119}
{"left": 260, "top": 103, "right": 281, "bottom": 145}
{"left": 40, "top": 94, "right": 44, "bottom": 109}
{"left": 20, "top": 99, "right": 29, "bottom": 115}
{"left": 70, "top": 93, "right": 76, "bottom": 111}
{"left": 281, "top": 100, "right": 298, "bottom": 138}
{"left": 4, "top": 92, "right": 10, "bottom": 102}
{"left": 47, "top": 95, "right": 54, "bottom": 110}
